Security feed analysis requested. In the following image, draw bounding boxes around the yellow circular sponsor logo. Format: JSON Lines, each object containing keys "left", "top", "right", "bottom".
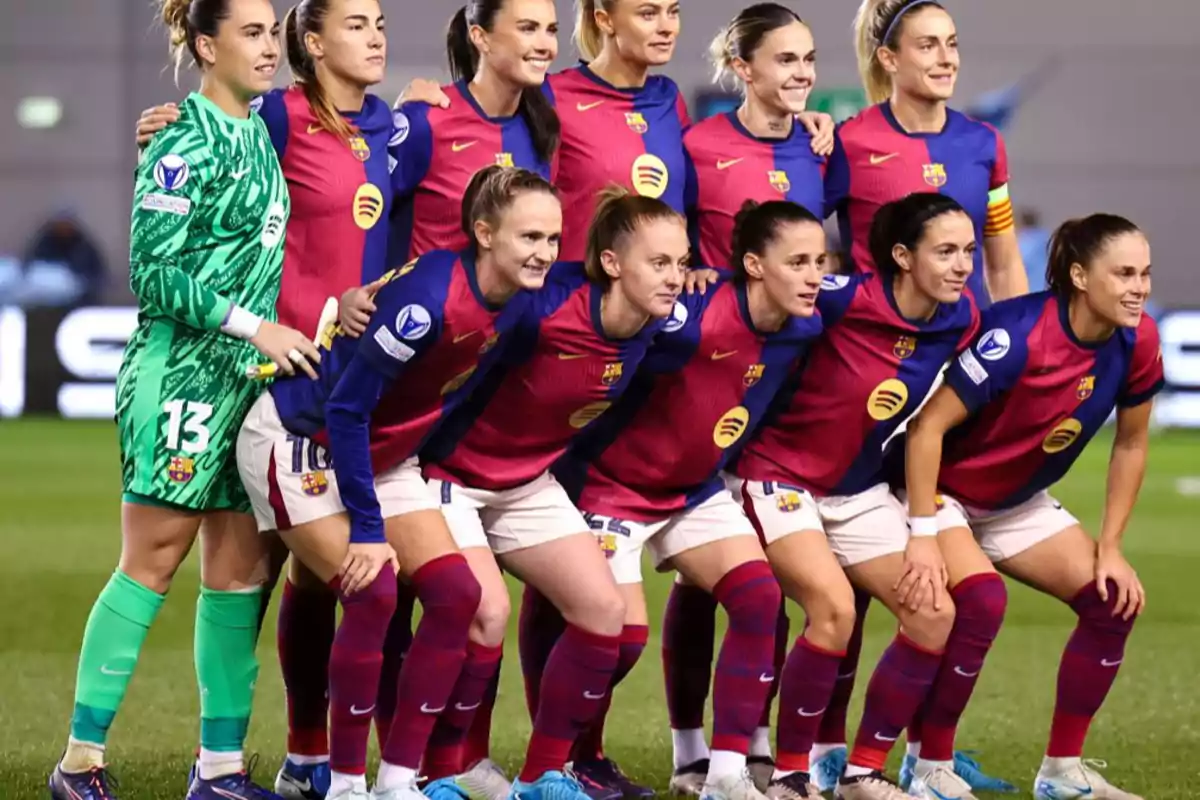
{"left": 353, "top": 183, "right": 385, "bottom": 230}
{"left": 569, "top": 401, "right": 612, "bottom": 429}
{"left": 630, "top": 154, "right": 668, "bottom": 198}
{"left": 713, "top": 406, "right": 751, "bottom": 449}
{"left": 867, "top": 379, "right": 910, "bottom": 421}
{"left": 1042, "top": 418, "right": 1082, "bottom": 453}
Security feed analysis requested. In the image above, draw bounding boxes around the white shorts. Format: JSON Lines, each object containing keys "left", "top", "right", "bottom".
{"left": 236, "top": 393, "right": 437, "bottom": 533}
{"left": 728, "top": 477, "right": 909, "bottom": 567}
{"left": 429, "top": 471, "right": 588, "bottom": 555}
{"left": 930, "top": 490, "right": 1079, "bottom": 563}
{"left": 583, "top": 489, "right": 757, "bottom": 584}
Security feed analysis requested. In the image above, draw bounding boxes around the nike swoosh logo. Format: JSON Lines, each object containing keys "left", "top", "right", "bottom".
{"left": 350, "top": 704, "right": 376, "bottom": 716}
{"left": 797, "top": 707, "right": 826, "bottom": 717}
{"left": 953, "top": 666, "right": 980, "bottom": 678}
{"left": 583, "top": 690, "right": 606, "bottom": 699}
{"left": 282, "top": 776, "right": 313, "bottom": 793}
{"left": 758, "top": 673, "right": 774, "bottom": 683}
{"left": 1100, "top": 658, "right": 1123, "bottom": 667}
{"left": 455, "top": 701, "right": 483, "bottom": 711}
{"left": 230, "top": 167, "right": 250, "bottom": 179}
{"left": 711, "top": 350, "right": 738, "bottom": 360}
{"left": 873, "top": 732, "right": 899, "bottom": 742}
{"left": 837, "top": 670, "right": 856, "bottom": 679}
{"left": 100, "top": 664, "right": 132, "bottom": 676}
{"left": 451, "top": 141, "right": 478, "bottom": 153}
{"left": 869, "top": 153, "right": 899, "bottom": 165}
{"left": 717, "top": 158, "right": 744, "bottom": 170}
{"left": 558, "top": 353, "right": 588, "bottom": 360}
{"left": 1036, "top": 780, "right": 1092, "bottom": 797}
{"left": 420, "top": 703, "right": 447, "bottom": 713}
{"left": 307, "top": 123, "right": 324, "bottom": 135}
{"left": 576, "top": 101, "right": 605, "bottom": 112}
{"left": 453, "top": 330, "right": 479, "bottom": 344}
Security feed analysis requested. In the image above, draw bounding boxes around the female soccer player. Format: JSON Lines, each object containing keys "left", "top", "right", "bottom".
{"left": 903, "top": 214, "right": 1158, "bottom": 800}
{"left": 237, "top": 166, "right": 561, "bottom": 800}
{"left": 389, "top": 0, "right": 560, "bottom": 261}
{"left": 724, "top": 193, "right": 979, "bottom": 800}
{"left": 684, "top": 4, "right": 826, "bottom": 267}
{"left": 49, "top": 2, "right": 318, "bottom": 799}
{"left": 411, "top": 187, "right": 687, "bottom": 800}
{"left": 547, "top": 200, "right": 824, "bottom": 800}
{"left": 137, "top": 2, "right": 398, "bottom": 793}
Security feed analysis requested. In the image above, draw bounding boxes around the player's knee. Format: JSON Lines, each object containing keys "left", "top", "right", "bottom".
{"left": 340, "top": 571, "right": 399, "bottom": 642}
{"left": 562, "top": 582, "right": 626, "bottom": 637}
{"left": 1072, "top": 580, "right": 1137, "bottom": 637}
{"left": 952, "top": 573, "right": 1007, "bottom": 644}
{"left": 904, "top": 594, "right": 957, "bottom": 650}
{"left": 415, "top": 554, "right": 482, "bottom": 631}
{"left": 806, "top": 587, "right": 858, "bottom": 651}
{"left": 716, "top": 561, "right": 783, "bottom": 633}
{"left": 473, "top": 582, "right": 512, "bottom": 646}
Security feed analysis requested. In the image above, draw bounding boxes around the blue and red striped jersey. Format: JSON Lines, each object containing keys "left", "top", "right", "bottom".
{"left": 561, "top": 280, "right": 823, "bottom": 520}
{"left": 546, "top": 65, "right": 691, "bottom": 261}
{"left": 939, "top": 293, "right": 1164, "bottom": 509}
{"left": 736, "top": 272, "right": 979, "bottom": 497}
{"left": 423, "top": 264, "right": 660, "bottom": 491}
{"left": 254, "top": 87, "right": 393, "bottom": 332}
{"left": 270, "top": 249, "right": 530, "bottom": 543}
{"left": 388, "top": 82, "right": 551, "bottom": 261}
{"left": 825, "top": 103, "right": 1012, "bottom": 306}
{"left": 683, "top": 112, "right": 825, "bottom": 267}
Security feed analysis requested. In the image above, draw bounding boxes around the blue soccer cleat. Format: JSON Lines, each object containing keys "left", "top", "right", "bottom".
{"left": 275, "top": 758, "right": 332, "bottom": 800}
{"left": 509, "top": 770, "right": 594, "bottom": 800}
{"left": 809, "top": 746, "right": 846, "bottom": 794}
{"left": 49, "top": 763, "right": 120, "bottom": 800}
{"left": 900, "top": 750, "right": 1017, "bottom": 794}
{"left": 425, "top": 776, "right": 471, "bottom": 800}
{"left": 187, "top": 769, "right": 285, "bottom": 800}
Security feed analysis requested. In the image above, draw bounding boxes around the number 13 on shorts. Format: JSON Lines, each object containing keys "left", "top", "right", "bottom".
{"left": 163, "top": 399, "right": 213, "bottom": 453}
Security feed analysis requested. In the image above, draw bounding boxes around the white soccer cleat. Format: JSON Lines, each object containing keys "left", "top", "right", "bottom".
{"left": 328, "top": 787, "right": 372, "bottom": 800}
{"left": 700, "top": 769, "right": 770, "bottom": 800}
{"left": 833, "top": 772, "right": 911, "bottom": 800}
{"left": 372, "top": 777, "right": 428, "bottom": 800}
{"left": 1033, "top": 758, "right": 1143, "bottom": 800}
{"left": 456, "top": 759, "right": 513, "bottom": 800}
{"left": 670, "top": 760, "right": 710, "bottom": 797}
{"left": 907, "top": 762, "right": 977, "bottom": 800}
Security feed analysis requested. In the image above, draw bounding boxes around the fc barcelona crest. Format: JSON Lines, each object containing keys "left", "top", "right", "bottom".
{"left": 601, "top": 362, "right": 624, "bottom": 386}
{"left": 625, "top": 112, "right": 648, "bottom": 134}
{"left": 893, "top": 335, "right": 917, "bottom": 360}
{"left": 167, "top": 456, "right": 194, "bottom": 484}
{"left": 775, "top": 491, "right": 803, "bottom": 513}
{"left": 923, "top": 163, "right": 947, "bottom": 187}
{"left": 1076, "top": 375, "right": 1095, "bottom": 401}
{"left": 768, "top": 170, "right": 791, "bottom": 194}
{"left": 495, "top": 152, "right": 514, "bottom": 168}
{"left": 743, "top": 363, "right": 765, "bottom": 387}
{"left": 349, "top": 136, "right": 371, "bottom": 162}
{"left": 301, "top": 471, "right": 329, "bottom": 497}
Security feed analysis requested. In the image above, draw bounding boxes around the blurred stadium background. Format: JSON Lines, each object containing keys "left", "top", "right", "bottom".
{"left": 1, "top": 1, "right": 1199, "bottom": 799}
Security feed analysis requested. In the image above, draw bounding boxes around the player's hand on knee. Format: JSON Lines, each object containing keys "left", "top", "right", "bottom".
{"left": 896, "top": 536, "right": 947, "bottom": 612}
{"left": 340, "top": 277, "right": 387, "bottom": 337}
{"left": 685, "top": 268, "right": 722, "bottom": 295}
{"left": 397, "top": 78, "right": 450, "bottom": 109}
{"left": 135, "top": 102, "right": 180, "bottom": 147}
{"left": 797, "top": 111, "right": 836, "bottom": 156}
{"left": 1095, "top": 544, "right": 1145, "bottom": 620}
{"left": 250, "top": 321, "right": 322, "bottom": 380}
{"left": 340, "top": 543, "right": 396, "bottom": 594}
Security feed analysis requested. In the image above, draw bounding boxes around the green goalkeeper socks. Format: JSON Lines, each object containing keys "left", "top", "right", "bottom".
{"left": 70, "top": 570, "right": 166, "bottom": 745}
{"left": 195, "top": 585, "right": 263, "bottom": 753}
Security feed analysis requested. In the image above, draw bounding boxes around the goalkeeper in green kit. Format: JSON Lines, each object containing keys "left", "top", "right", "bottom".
{"left": 50, "top": 1, "right": 321, "bottom": 798}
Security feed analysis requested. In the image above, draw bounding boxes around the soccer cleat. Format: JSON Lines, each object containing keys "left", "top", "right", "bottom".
{"left": 1033, "top": 758, "right": 1143, "bottom": 800}
{"left": 453, "top": 759, "right": 513, "bottom": 800}
{"left": 328, "top": 787, "right": 371, "bottom": 800}
{"left": 49, "top": 763, "right": 120, "bottom": 800}
{"left": 669, "top": 759, "right": 710, "bottom": 797}
{"left": 699, "top": 768, "right": 770, "bottom": 800}
{"left": 372, "top": 777, "right": 426, "bottom": 800}
{"left": 570, "top": 758, "right": 654, "bottom": 800}
{"left": 833, "top": 772, "right": 910, "bottom": 800}
{"left": 950, "top": 751, "right": 1017, "bottom": 793}
{"left": 508, "top": 770, "right": 593, "bottom": 800}
{"left": 810, "top": 747, "right": 847, "bottom": 793}
{"left": 765, "top": 772, "right": 821, "bottom": 800}
{"left": 425, "top": 776, "right": 471, "bottom": 800}
{"left": 906, "top": 762, "right": 977, "bottom": 800}
{"left": 187, "top": 770, "right": 285, "bottom": 800}
{"left": 566, "top": 764, "right": 623, "bottom": 800}
{"left": 275, "top": 759, "right": 331, "bottom": 800}
{"left": 746, "top": 757, "right": 775, "bottom": 794}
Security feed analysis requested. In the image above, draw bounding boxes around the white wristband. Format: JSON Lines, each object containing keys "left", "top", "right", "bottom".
{"left": 909, "top": 516, "right": 939, "bottom": 538}
{"left": 221, "top": 305, "right": 263, "bottom": 340}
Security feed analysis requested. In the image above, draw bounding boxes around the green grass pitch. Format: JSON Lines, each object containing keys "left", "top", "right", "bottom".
{"left": 2, "top": 418, "right": 1198, "bottom": 799}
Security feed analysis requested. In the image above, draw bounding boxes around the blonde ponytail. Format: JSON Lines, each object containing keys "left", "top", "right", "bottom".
{"left": 286, "top": 1, "right": 357, "bottom": 142}
{"left": 584, "top": 184, "right": 683, "bottom": 286}
{"left": 854, "top": 0, "right": 945, "bottom": 104}
{"left": 707, "top": 25, "right": 734, "bottom": 85}
{"left": 574, "top": 0, "right": 605, "bottom": 62}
